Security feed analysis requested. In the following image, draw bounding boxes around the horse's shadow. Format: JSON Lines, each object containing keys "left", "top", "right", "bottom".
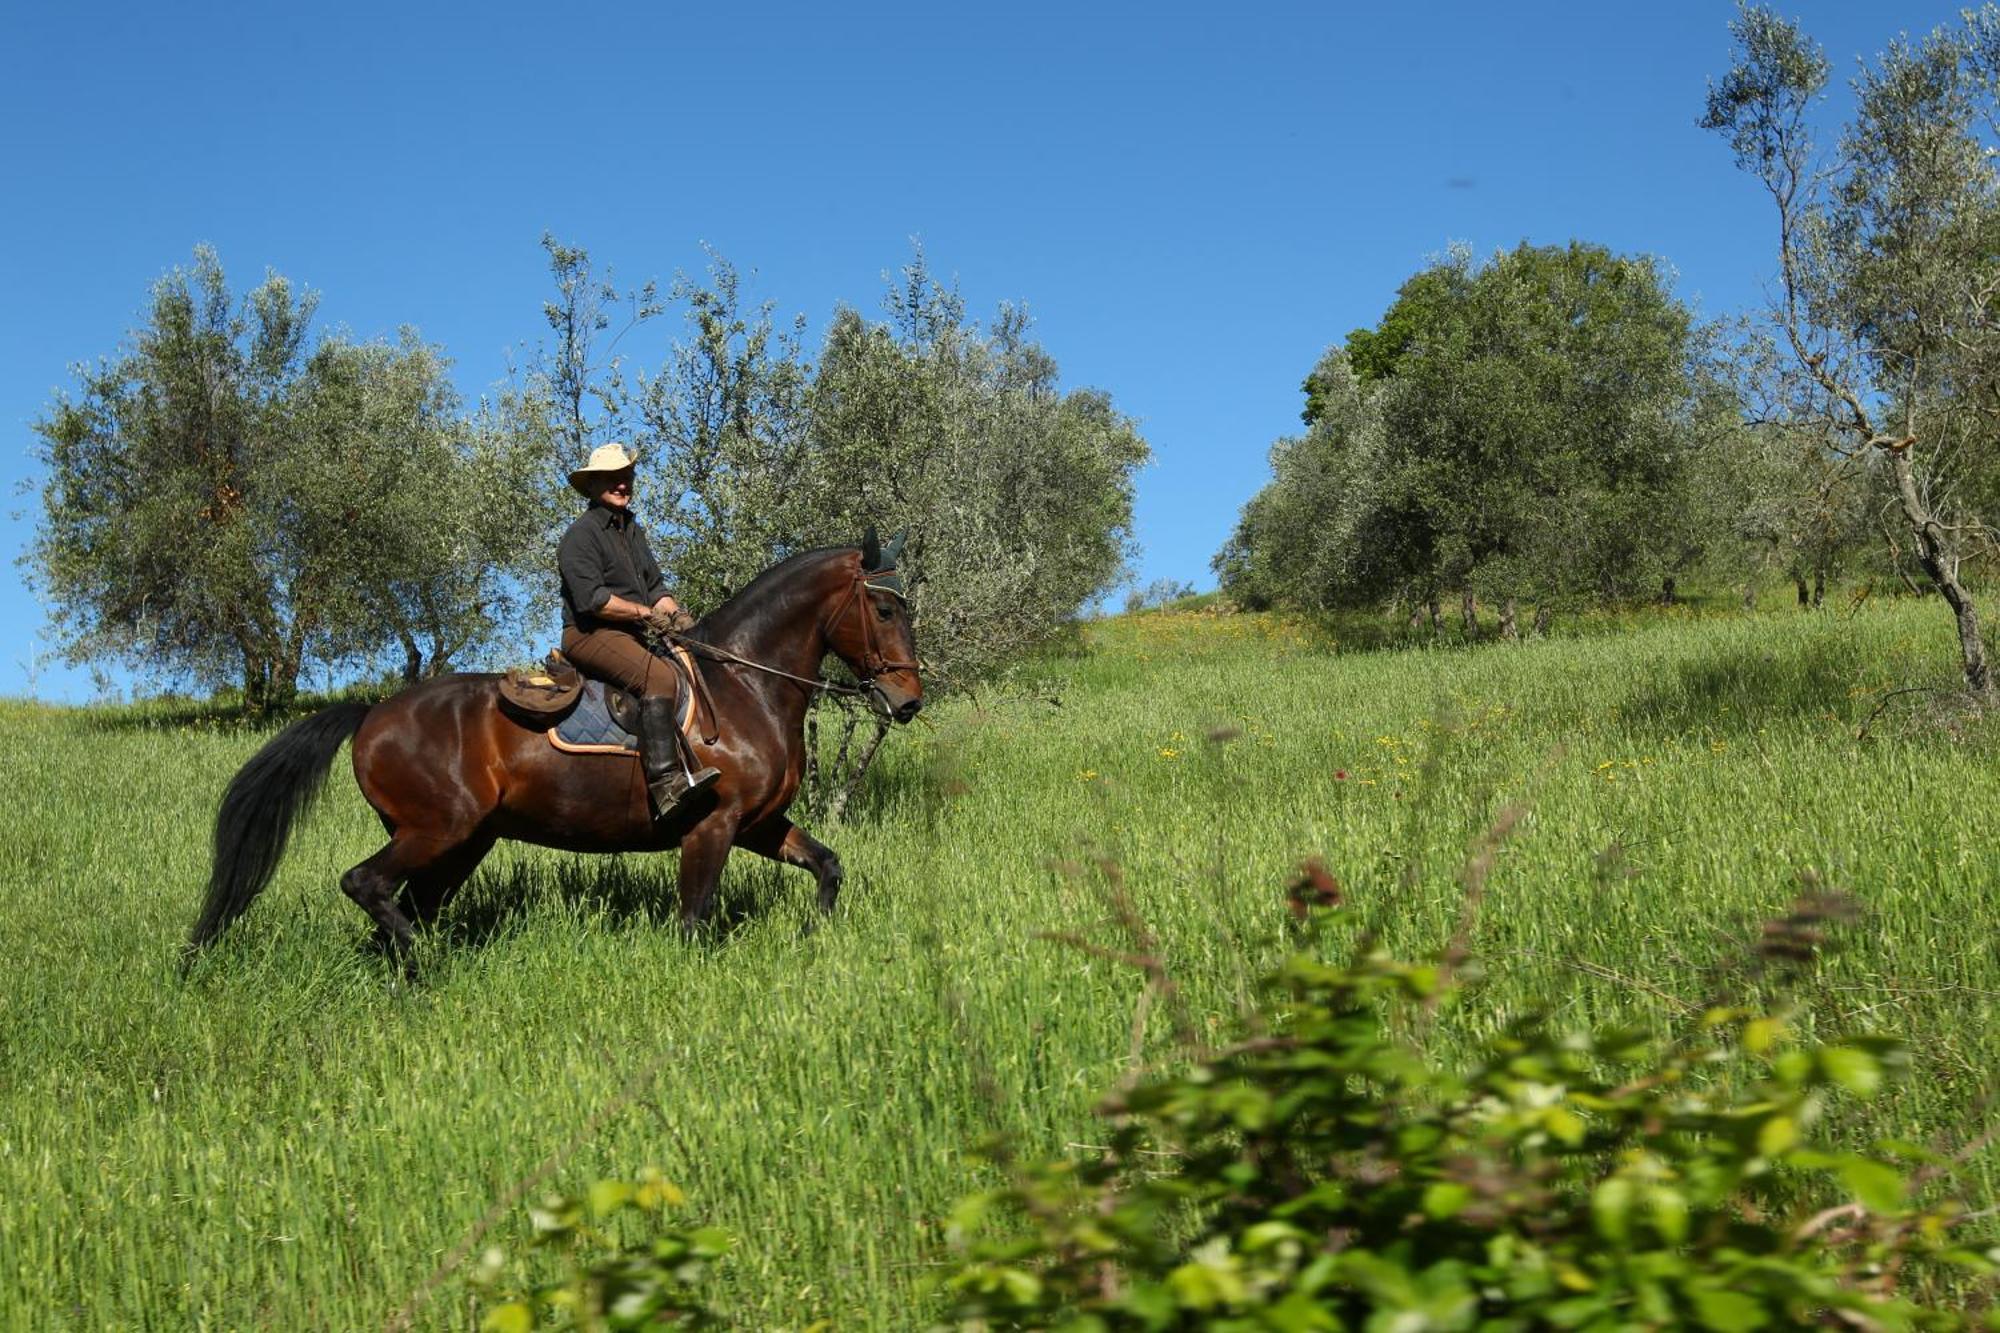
{"left": 424, "top": 851, "right": 799, "bottom": 954}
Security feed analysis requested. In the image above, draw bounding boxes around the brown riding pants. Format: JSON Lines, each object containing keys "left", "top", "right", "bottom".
{"left": 560, "top": 625, "right": 676, "bottom": 698}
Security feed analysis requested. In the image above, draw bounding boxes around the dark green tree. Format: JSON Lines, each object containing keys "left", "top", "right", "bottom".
{"left": 1222, "top": 242, "right": 1701, "bottom": 633}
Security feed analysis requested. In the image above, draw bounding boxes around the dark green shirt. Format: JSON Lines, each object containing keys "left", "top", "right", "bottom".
{"left": 557, "top": 503, "right": 668, "bottom": 630}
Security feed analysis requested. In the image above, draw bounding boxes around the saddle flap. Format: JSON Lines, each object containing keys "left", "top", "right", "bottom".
{"left": 498, "top": 654, "right": 584, "bottom": 718}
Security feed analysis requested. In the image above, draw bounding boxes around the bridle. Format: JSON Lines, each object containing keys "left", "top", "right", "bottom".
{"left": 820, "top": 564, "right": 922, "bottom": 690}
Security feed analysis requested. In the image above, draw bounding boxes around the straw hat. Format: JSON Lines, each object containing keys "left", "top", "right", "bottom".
{"left": 567, "top": 442, "right": 640, "bottom": 497}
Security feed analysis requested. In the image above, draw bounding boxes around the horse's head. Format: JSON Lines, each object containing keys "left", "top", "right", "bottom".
{"left": 824, "top": 527, "right": 923, "bottom": 723}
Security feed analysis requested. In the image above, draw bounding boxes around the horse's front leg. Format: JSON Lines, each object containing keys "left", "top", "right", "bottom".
{"left": 674, "top": 816, "right": 739, "bottom": 935}
{"left": 738, "top": 817, "right": 844, "bottom": 915}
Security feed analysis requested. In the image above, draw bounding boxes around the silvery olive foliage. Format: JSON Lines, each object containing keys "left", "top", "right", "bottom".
{"left": 535, "top": 241, "right": 1150, "bottom": 690}
{"left": 29, "top": 248, "right": 557, "bottom": 710}
{"left": 1703, "top": 6, "right": 2000, "bottom": 695}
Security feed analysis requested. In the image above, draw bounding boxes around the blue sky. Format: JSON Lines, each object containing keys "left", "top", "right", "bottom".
{"left": 0, "top": 2, "right": 1960, "bottom": 700}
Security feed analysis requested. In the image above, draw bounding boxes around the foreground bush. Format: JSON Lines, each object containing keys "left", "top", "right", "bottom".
{"left": 473, "top": 888, "right": 1996, "bottom": 1330}
{"left": 473, "top": 1169, "right": 730, "bottom": 1331}
{"left": 935, "top": 893, "right": 1997, "bottom": 1330}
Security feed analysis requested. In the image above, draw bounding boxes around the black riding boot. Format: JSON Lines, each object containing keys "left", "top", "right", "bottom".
{"left": 639, "top": 695, "right": 720, "bottom": 821}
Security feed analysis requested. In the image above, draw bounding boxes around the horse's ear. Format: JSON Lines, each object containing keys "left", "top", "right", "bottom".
{"left": 884, "top": 528, "right": 908, "bottom": 565}
{"left": 861, "top": 526, "right": 881, "bottom": 570}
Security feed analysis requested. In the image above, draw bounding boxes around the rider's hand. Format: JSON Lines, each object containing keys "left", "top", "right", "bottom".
{"left": 648, "top": 603, "right": 695, "bottom": 635}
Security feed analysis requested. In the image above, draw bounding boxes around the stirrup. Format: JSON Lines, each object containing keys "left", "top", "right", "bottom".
{"left": 648, "top": 765, "right": 721, "bottom": 820}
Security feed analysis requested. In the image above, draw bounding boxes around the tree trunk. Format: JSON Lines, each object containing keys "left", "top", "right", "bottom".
{"left": 825, "top": 717, "right": 890, "bottom": 822}
{"left": 1888, "top": 446, "right": 1992, "bottom": 698}
{"left": 1532, "top": 604, "right": 1552, "bottom": 637}
{"left": 1498, "top": 596, "right": 1519, "bottom": 641}
{"left": 401, "top": 632, "right": 425, "bottom": 684}
{"left": 1426, "top": 594, "right": 1442, "bottom": 639}
{"left": 1812, "top": 564, "right": 1826, "bottom": 609}
{"left": 1460, "top": 590, "right": 1478, "bottom": 639}
{"left": 1659, "top": 576, "right": 1677, "bottom": 606}
{"left": 241, "top": 647, "right": 273, "bottom": 715}
{"left": 1794, "top": 574, "right": 1809, "bottom": 608}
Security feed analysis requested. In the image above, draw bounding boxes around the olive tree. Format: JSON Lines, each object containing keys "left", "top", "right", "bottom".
{"left": 289, "top": 333, "right": 560, "bottom": 680}
{"left": 797, "top": 257, "right": 1150, "bottom": 688}
{"left": 555, "top": 242, "right": 1151, "bottom": 691}
{"left": 31, "top": 249, "right": 330, "bottom": 709}
{"left": 1703, "top": 6, "right": 2000, "bottom": 696}
{"left": 30, "top": 248, "right": 553, "bottom": 708}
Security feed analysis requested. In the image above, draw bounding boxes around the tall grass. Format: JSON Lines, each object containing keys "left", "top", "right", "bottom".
{"left": 0, "top": 599, "right": 1994, "bottom": 1328}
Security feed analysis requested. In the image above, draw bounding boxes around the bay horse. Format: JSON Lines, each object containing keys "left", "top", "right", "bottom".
{"left": 186, "top": 529, "right": 922, "bottom": 961}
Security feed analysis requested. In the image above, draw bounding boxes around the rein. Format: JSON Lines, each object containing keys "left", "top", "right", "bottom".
{"left": 669, "top": 634, "right": 868, "bottom": 696}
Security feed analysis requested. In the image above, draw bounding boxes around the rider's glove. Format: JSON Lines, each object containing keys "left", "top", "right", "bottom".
{"left": 649, "top": 604, "right": 696, "bottom": 635}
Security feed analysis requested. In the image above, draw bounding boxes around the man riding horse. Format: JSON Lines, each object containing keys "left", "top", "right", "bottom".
{"left": 557, "top": 442, "right": 721, "bottom": 822}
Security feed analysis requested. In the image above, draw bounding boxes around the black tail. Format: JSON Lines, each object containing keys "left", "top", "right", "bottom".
{"left": 187, "top": 701, "right": 373, "bottom": 957}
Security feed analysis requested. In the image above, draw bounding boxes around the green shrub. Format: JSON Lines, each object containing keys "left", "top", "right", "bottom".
{"left": 469, "top": 892, "right": 1995, "bottom": 1330}
{"left": 473, "top": 1169, "right": 731, "bottom": 1331}
{"left": 934, "top": 896, "right": 1998, "bottom": 1330}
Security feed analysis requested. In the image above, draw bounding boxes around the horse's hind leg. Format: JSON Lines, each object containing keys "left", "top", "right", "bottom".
{"left": 341, "top": 833, "right": 461, "bottom": 961}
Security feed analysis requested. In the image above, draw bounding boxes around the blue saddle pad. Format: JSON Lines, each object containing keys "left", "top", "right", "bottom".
{"left": 553, "top": 680, "right": 638, "bottom": 751}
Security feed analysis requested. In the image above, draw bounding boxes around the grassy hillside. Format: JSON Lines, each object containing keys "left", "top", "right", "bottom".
{"left": 1, "top": 600, "right": 1996, "bottom": 1328}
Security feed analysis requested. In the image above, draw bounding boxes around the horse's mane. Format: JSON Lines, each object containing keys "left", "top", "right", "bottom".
{"left": 693, "top": 546, "right": 856, "bottom": 644}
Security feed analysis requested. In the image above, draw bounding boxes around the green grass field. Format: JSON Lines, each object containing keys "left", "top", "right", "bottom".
{"left": 2, "top": 599, "right": 1996, "bottom": 1329}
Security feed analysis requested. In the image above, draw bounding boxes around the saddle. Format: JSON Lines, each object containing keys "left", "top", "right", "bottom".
{"left": 497, "top": 649, "right": 707, "bottom": 754}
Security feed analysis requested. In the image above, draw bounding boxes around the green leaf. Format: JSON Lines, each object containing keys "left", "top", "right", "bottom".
{"left": 588, "top": 1179, "right": 634, "bottom": 1218}
{"left": 1592, "top": 1177, "right": 1634, "bottom": 1245}
{"left": 1241, "top": 1220, "right": 1305, "bottom": 1252}
{"left": 1168, "top": 1254, "right": 1247, "bottom": 1310}
{"left": 1544, "top": 1105, "right": 1587, "bottom": 1146}
{"left": 480, "top": 1302, "right": 535, "bottom": 1333}
{"left": 1819, "top": 1046, "right": 1883, "bottom": 1097}
{"left": 1422, "top": 1181, "right": 1472, "bottom": 1220}
{"left": 1116, "top": 1280, "right": 1176, "bottom": 1326}
{"left": 1648, "top": 1185, "right": 1689, "bottom": 1245}
{"left": 998, "top": 1267, "right": 1044, "bottom": 1306}
{"left": 1689, "top": 1286, "right": 1767, "bottom": 1331}
{"left": 685, "top": 1225, "right": 733, "bottom": 1255}
{"left": 527, "top": 1195, "right": 580, "bottom": 1238}
{"left": 1838, "top": 1155, "right": 1906, "bottom": 1214}
{"left": 1743, "top": 1016, "right": 1784, "bottom": 1055}
{"left": 1754, "top": 1114, "right": 1797, "bottom": 1158}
